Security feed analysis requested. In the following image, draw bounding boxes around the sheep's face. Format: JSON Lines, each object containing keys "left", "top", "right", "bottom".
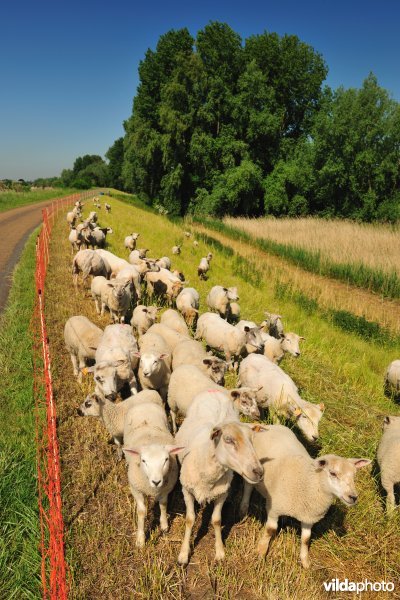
{"left": 281, "top": 333, "right": 304, "bottom": 357}
{"left": 94, "top": 360, "right": 127, "bottom": 400}
{"left": 211, "top": 423, "right": 264, "bottom": 484}
{"left": 183, "top": 307, "right": 198, "bottom": 327}
{"left": 316, "top": 455, "right": 371, "bottom": 505}
{"left": 230, "top": 388, "right": 260, "bottom": 419}
{"left": 125, "top": 444, "right": 183, "bottom": 489}
{"left": 244, "top": 327, "right": 264, "bottom": 352}
{"left": 294, "top": 403, "right": 325, "bottom": 442}
{"left": 140, "top": 353, "right": 168, "bottom": 378}
{"left": 203, "top": 358, "right": 227, "bottom": 385}
{"left": 77, "top": 394, "right": 102, "bottom": 417}
{"left": 109, "top": 281, "right": 130, "bottom": 302}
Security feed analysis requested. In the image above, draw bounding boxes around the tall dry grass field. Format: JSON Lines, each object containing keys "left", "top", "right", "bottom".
{"left": 224, "top": 216, "right": 400, "bottom": 277}
{"left": 45, "top": 196, "right": 400, "bottom": 599}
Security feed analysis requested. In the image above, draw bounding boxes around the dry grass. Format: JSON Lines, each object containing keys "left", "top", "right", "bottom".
{"left": 225, "top": 216, "right": 400, "bottom": 277}
{"left": 45, "top": 197, "right": 400, "bottom": 599}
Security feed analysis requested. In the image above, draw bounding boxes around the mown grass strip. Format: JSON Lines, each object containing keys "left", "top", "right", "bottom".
{"left": 0, "top": 230, "right": 41, "bottom": 599}
{"left": 194, "top": 216, "right": 400, "bottom": 300}
{"left": 0, "top": 189, "right": 79, "bottom": 213}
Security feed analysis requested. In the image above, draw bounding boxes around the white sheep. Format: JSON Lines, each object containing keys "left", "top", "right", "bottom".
{"left": 198, "top": 256, "right": 211, "bottom": 280}
{"left": 175, "top": 394, "right": 264, "bottom": 564}
{"left": 261, "top": 331, "right": 305, "bottom": 362}
{"left": 168, "top": 364, "right": 260, "bottom": 433}
{"left": 239, "top": 424, "right": 371, "bottom": 568}
{"left": 227, "top": 302, "right": 240, "bottom": 323}
{"left": 129, "top": 248, "right": 150, "bottom": 263}
{"left": 172, "top": 245, "right": 181, "bottom": 255}
{"left": 91, "top": 277, "right": 132, "bottom": 323}
{"left": 175, "top": 287, "right": 200, "bottom": 327}
{"left": 384, "top": 360, "right": 400, "bottom": 396}
{"left": 235, "top": 320, "right": 265, "bottom": 354}
{"left": 66, "top": 210, "right": 77, "bottom": 228}
{"left": 72, "top": 249, "right": 111, "bottom": 289}
{"left": 88, "top": 211, "right": 98, "bottom": 224}
{"left": 172, "top": 339, "right": 227, "bottom": 384}
{"left": 136, "top": 331, "right": 171, "bottom": 401}
{"left": 146, "top": 323, "right": 189, "bottom": 352}
{"left": 377, "top": 415, "right": 400, "bottom": 511}
{"left": 76, "top": 390, "right": 162, "bottom": 457}
{"left": 123, "top": 397, "right": 183, "bottom": 547}
{"left": 155, "top": 256, "right": 171, "bottom": 270}
{"left": 195, "top": 312, "right": 263, "bottom": 368}
{"left": 160, "top": 309, "right": 190, "bottom": 336}
{"left": 64, "top": 316, "right": 103, "bottom": 382}
{"left": 105, "top": 203, "right": 111, "bottom": 213}
{"left": 95, "top": 249, "right": 130, "bottom": 277}
{"left": 86, "top": 324, "right": 139, "bottom": 400}
{"left": 207, "top": 286, "right": 238, "bottom": 318}
{"left": 131, "top": 305, "right": 159, "bottom": 337}
{"left": 114, "top": 264, "right": 142, "bottom": 302}
{"left": 87, "top": 226, "right": 113, "bottom": 249}
{"left": 238, "top": 353, "right": 325, "bottom": 441}
{"left": 145, "top": 270, "right": 185, "bottom": 306}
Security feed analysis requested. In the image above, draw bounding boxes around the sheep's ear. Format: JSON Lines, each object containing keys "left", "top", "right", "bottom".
{"left": 142, "top": 308, "right": 148, "bottom": 313}
{"left": 159, "top": 353, "right": 169, "bottom": 360}
{"left": 316, "top": 458, "right": 327, "bottom": 469}
{"left": 229, "top": 390, "right": 240, "bottom": 399}
{"left": 203, "top": 358, "right": 212, "bottom": 366}
{"left": 165, "top": 445, "right": 185, "bottom": 455}
{"left": 107, "top": 282, "right": 114, "bottom": 287}
{"left": 210, "top": 427, "right": 222, "bottom": 441}
{"left": 300, "top": 336, "right": 306, "bottom": 340}
{"left": 318, "top": 403, "right": 325, "bottom": 411}
{"left": 349, "top": 458, "right": 372, "bottom": 469}
{"left": 244, "top": 326, "right": 250, "bottom": 332}
{"left": 123, "top": 447, "right": 140, "bottom": 457}
{"left": 223, "top": 287, "right": 228, "bottom": 292}
{"left": 383, "top": 416, "right": 391, "bottom": 425}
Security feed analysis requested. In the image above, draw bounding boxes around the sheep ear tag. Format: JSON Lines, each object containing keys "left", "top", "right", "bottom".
{"left": 294, "top": 408, "right": 302, "bottom": 417}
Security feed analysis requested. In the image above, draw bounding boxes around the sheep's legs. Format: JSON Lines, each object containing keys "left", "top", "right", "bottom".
{"left": 70, "top": 353, "right": 79, "bottom": 378}
{"left": 171, "top": 410, "right": 177, "bottom": 435}
{"left": 383, "top": 480, "right": 396, "bottom": 512}
{"left": 212, "top": 493, "right": 228, "bottom": 561}
{"left": 132, "top": 488, "right": 146, "bottom": 548}
{"left": 159, "top": 493, "right": 169, "bottom": 532}
{"left": 178, "top": 487, "right": 195, "bottom": 565}
{"left": 239, "top": 482, "right": 253, "bottom": 519}
{"left": 300, "top": 522, "right": 312, "bottom": 568}
{"left": 257, "top": 513, "right": 278, "bottom": 557}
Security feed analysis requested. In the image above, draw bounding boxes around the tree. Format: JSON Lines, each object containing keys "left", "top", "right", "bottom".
{"left": 106, "top": 138, "right": 124, "bottom": 189}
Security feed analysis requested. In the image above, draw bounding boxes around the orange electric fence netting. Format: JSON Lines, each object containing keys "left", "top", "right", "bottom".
{"left": 31, "top": 190, "right": 98, "bottom": 599}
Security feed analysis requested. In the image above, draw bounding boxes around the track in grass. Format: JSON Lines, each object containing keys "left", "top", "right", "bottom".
{"left": 45, "top": 196, "right": 400, "bottom": 599}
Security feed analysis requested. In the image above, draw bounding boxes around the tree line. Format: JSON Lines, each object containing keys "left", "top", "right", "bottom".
{"left": 40, "top": 22, "right": 400, "bottom": 221}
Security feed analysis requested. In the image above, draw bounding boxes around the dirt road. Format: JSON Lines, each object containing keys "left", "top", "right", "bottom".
{"left": 0, "top": 199, "right": 55, "bottom": 312}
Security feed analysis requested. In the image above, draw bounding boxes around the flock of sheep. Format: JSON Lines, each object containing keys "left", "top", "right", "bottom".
{"left": 63, "top": 197, "right": 400, "bottom": 570}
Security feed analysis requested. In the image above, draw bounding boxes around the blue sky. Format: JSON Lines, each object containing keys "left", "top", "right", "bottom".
{"left": 0, "top": 0, "right": 399, "bottom": 180}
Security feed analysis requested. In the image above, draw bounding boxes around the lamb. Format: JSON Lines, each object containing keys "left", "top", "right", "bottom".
{"left": 123, "top": 396, "right": 182, "bottom": 547}
{"left": 136, "top": 331, "right": 171, "bottom": 401}
{"left": 198, "top": 256, "right": 211, "bottom": 280}
{"left": 91, "top": 276, "right": 132, "bottom": 323}
{"left": 64, "top": 316, "right": 103, "bottom": 382}
{"left": 105, "top": 203, "right": 111, "bottom": 213}
{"left": 238, "top": 353, "right": 325, "bottom": 441}
{"left": 175, "top": 394, "right": 264, "bottom": 564}
{"left": 239, "top": 424, "right": 371, "bottom": 568}
{"left": 66, "top": 210, "right": 77, "bottom": 228}
{"left": 172, "top": 339, "right": 227, "bottom": 384}
{"left": 262, "top": 312, "right": 284, "bottom": 339}
{"left": 114, "top": 264, "right": 142, "bottom": 301}
{"left": 77, "top": 389, "right": 162, "bottom": 456}
{"left": 195, "top": 312, "right": 263, "bottom": 368}
{"left": 168, "top": 364, "right": 260, "bottom": 433}
{"left": 68, "top": 227, "right": 87, "bottom": 253}
{"left": 72, "top": 249, "right": 111, "bottom": 289}
{"left": 131, "top": 305, "right": 159, "bottom": 337}
{"left": 124, "top": 233, "right": 140, "bottom": 251}
{"left": 86, "top": 324, "right": 139, "bottom": 399}
{"left": 235, "top": 320, "right": 265, "bottom": 354}
{"left": 160, "top": 309, "right": 190, "bottom": 336}
{"left": 172, "top": 245, "right": 181, "bottom": 255}
{"left": 377, "top": 415, "right": 400, "bottom": 511}
{"left": 129, "top": 248, "right": 150, "bottom": 263}
{"left": 384, "top": 360, "right": 400, "bottom": 396}
{"left": 145, "top": 270, "right": 185, "bottom": 306}
{"left": 88, "top": 211, "right": 98, "bottom": 224}
{"left": 227, "top": 302, "right": 240, "bottom": 323}
{"left": 176, "top": 287, "right": 200, "bottom": 327}
{"left": 146, "top": 323, "right": 189, "bottom": 352}
{"left": 207, "top": 286, "right": 239, "bottom": 318}
{"left": 155, "top": 256, "right": 171, "bottom": 270}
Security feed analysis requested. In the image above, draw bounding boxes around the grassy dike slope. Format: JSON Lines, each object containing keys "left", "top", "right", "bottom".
{"left": 46, "top": 196, "right": 400, "bottom": 599}
{"left": 0, "top": 230, "right": 41, "bottom": 599}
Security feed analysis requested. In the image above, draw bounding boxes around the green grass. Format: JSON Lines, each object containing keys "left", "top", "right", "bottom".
{"left": 193, "top": 216, "right": 400, "bottom": 300}
{"left": 0, "top": 230, "right": 41, "bottom": 599}
{"left": 0, "top": 189, "right": 79, "bottom": 213}
{"left": 43, "top": 195, "right": 400, "bottom": 599}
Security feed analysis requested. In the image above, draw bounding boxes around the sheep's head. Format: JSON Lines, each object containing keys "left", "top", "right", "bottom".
{"left": 202, "top": 357, "right": 227, "bottom": 385}
{"left": 281, "top": 332, "right": 305, "bottom": 357}
{"left": 123, "top": 444, "right": 183, "bottom": 488}
{"left": 229, "top": 388, "right": 260, "bottom": 419}
{"left": 315, "top": 455, "right": 371, "bottom": 505}
{"left": 211, "top": 422, "right": 264, "bottom": 484}
{"left": 292, "top": 402, "right": 325, "bottom": 442}
{"left": 382, "top": 415, "right": 400, "bottom": 431}
{"left": 77, "top": 393, "right": 103, "bottom": 417}
{"left": 137, "top": 352, "right": 169, "bottom": 378}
